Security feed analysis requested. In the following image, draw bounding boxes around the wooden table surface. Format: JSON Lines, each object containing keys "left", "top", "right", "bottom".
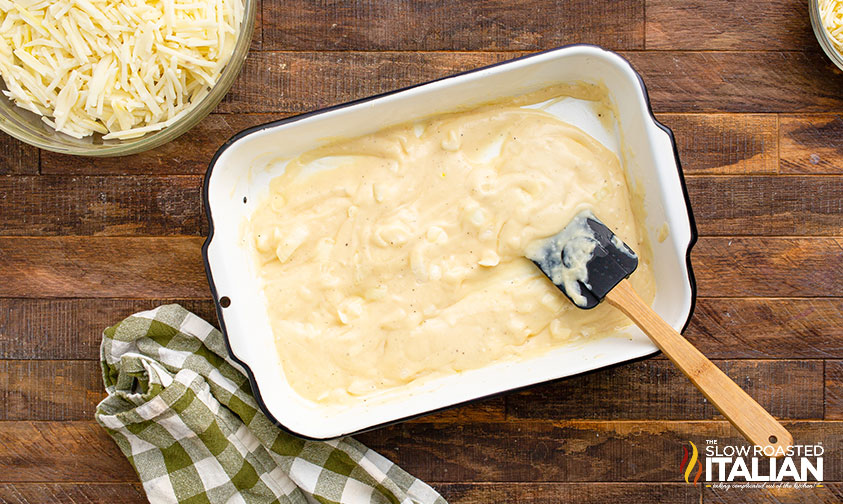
{"left": 1, "top": 1, "right": 842, "bottom": 502}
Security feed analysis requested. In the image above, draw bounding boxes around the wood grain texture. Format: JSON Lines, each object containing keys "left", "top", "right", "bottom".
{"left": 4, "top": 174, "right": 840, "bottom": 236}
{"left": 646, "top": 0, "right": 812, "bottom": 50}
{"left": 41, "top": 114, "right": 286, "bottom": 175}
{"left": 0, "top": 237, "right": 208, "bottom": 298}
{"left": 19, "top": 483, "right": 837, "bottom": 504}
{"left": 0, "top": 359, "right": 502, "bottom": 422}
{"left": 409, "top": 397, "right": 506, "bottom": 423}
{"left": 781, "top": 115, "right": 843, "bottom": 174}
{"left": 3, "top": 298, "right": 841, "bottom": 360}
{"left": 0, "top": 483, "right": 146, "bottom": 503}
{"left": 0, "top": 420, "right": 836, "bottom": 483}
{"left": 685, "top": 298, "right": 843, "bottom": 359}
{"left": 0, "top": 136, "right": 38, "bottom": 175}
{"left": 217, "top": 51, "right": 518, "bottom": 114}
{"left": 0, "top": 358, "right": 816, "bottom": 422}
{"left": 0, "top": 299, "right": 217, "bottom": 360}
{"left": 825, "top": 360, "right": 843, "bottom": 420}
{"left": 262, "top": 0, "right": 644, "bottom": 51}
{"left": 10, "top": 482, "right": 838, "bottom": 504}
{"left": 705, "top": 484, "right": 843, "bottom": 503}
{"left": 216, "top": 51, "right": 843, "bottom": 114}
{"left": 357, "top": 420, "right": 840, "bottom": 482}
{"left": 692, "top": 238, "right": 843, "bottom": 297}
{"left": 686, "top": 176, "right": 843, "bottom": 236}
{"left": 0, "top": 176, "right": 203, "bottom": 236}
{"left": 0, "top": 482, "right": 700, "bottom": 504}
{"left": 0, "top": 237, "right": 838, "bottom": 298}
{"left": 624, "top": 51, "right": 843, "bottom": 113}
{"left": 0, "top": 361, "right": 104, "bottom": 421}
{"left": 35, "top": 112, "right": 786, "bottom": 177}
{"left": 251, "top": 0, "right": 262, "bottom": 51}
{"left": 41, "top": 112, "right": 782, "bottom": 175}
{"left": 507, "top": 360, "right": 822, "bottom": 421}
{"left": 436, "top": 482, "right": 700, "bottom": 503}
{"left": 656, "top": 114, "right": 778, "bottom": 174}
{"left": 0, "top": 422, "right": 135, "bottom": 482}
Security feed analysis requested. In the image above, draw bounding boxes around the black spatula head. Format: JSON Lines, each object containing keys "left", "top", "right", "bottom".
{"left": 526, "top": 210, "right": 638, "bottom": 309}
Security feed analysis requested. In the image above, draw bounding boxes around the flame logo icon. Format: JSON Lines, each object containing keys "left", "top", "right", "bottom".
{"left": 680, "top": 441, "right": 703, "bottom": 487}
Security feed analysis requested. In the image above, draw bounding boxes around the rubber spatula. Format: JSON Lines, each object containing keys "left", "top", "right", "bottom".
{"left": 527, "top": 210, "right": 793, "bottom": 454}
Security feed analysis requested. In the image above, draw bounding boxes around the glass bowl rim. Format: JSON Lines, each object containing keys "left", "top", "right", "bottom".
{"left": 810, "top": 0, "right": 843, "bottom": 72}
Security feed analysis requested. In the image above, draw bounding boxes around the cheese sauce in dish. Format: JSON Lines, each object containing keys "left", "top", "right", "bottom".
{"left": 246, "top": 86, "right": 655, "bottom": 404}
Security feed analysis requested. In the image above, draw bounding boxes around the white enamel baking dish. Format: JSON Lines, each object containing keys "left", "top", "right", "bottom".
{"left": 203, "top": 44, "right": 697, "bottom": 440}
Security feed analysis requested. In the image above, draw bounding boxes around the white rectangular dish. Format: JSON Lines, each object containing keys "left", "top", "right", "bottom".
{"left": 202, "top": 44, "right": 697, "bottom": 440}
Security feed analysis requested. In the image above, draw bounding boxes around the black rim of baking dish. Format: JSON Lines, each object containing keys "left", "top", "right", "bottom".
{"left": 202, "top": 43, "right": 699, "bottom": 440}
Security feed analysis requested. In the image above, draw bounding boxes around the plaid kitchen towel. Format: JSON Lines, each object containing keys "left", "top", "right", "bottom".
{"left": 95, "top": 304, "right": 447, "bottom": 504}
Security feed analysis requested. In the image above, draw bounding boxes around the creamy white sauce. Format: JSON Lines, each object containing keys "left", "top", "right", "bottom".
{"left": 246, "top": 85, "right": 655, "bottom": 404}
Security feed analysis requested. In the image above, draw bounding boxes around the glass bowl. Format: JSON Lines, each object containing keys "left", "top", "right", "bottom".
{"left": 811, "top": 0, "right": 843, "bottom": 71}
{"left": 0, "top": 0, "right": 256, "bottom": 157}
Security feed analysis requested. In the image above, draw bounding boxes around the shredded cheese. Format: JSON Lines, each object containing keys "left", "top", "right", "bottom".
{"left": 0, "top": 0, "right": 243, "bottom": 139}
{"left": 821, "top": 0, "right": 843, "bottom": 54}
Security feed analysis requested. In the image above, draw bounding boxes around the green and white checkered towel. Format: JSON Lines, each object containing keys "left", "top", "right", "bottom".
{"left": 95, "top": 304, "right": 447, "bottom": 504}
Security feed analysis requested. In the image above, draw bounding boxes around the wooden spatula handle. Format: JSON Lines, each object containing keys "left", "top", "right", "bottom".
{"left": 605, "top": 279, "right": 793, "bottom": 454}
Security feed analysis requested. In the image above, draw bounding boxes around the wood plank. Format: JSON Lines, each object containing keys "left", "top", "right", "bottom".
{"left": 217, "top": 51, "right": 517, "bottom": 114}
{"left": 436, "top": 483, "right": 700, "bottom": 504}
{"left": 4, "top": 298, "right": 841, "bottom": 361}
{"left": 36, "top": 112, "right": 790, "bottom": 177}
{"left": 41, "top": 114, "right": 285, "bottom": 175}
{"left": 0, "top": 361, "right": 104, "bottom": 421}
{"left": 409, "top": 397, "right": 506, "bottom": 423}
{"left": 251, "top": 0, "right": 262, "bottom": 51}
{"left": 0, "top": 237, "right": 208, "bottom": 299}
{"left": 0, "top": 136, "right": 38, "bottom": 175}
{"left": 0, "top": 299, "right": 217, "bottom": 360}
{"left": 0, "top": 482, "right": 673, "bottom": 504}
{"left": 0, "top": 176, "right": 203, "bottom": 236}
{"left": 3, "top": 359, "right": 816, "bottom": 422}
{"left": 646, "top": 0, "right": 811, "bottom": 50}
{"left": 0, "top": 359, "right": 503, "bottom": 422}
{"left": 623, "top": 51, "right": 843, "bottom": 113}
{"left": 262, "top": 0, "right": 644, "bottom": 52}
{"left": 507, "top": 360, "right": 822, "bottom": 421}
{"left": 706, "top": 483, "right": 843, "bottom": 503}
{"left": 9, "top": 176, "right": 840, "bottom": 239}
{"left": 11, "top": 483, "right": 717, "bottom": 503}
{"left": 692, "top": 238, "right": 843, "bottom": 298}
{"left": 825, "top": 360, "right": 843, "bottom": 420}
{"left": 1, "top": 483, "right": 718, "bottom": 504}
{"left": 0, "top": 237, "right": 839, "bottom": 299}
{"left": 41, "top": 112, "right": 782, "bottom": 176}
{"left": 217, "top": 52, "right": 843, "bottom": 114}
{"left": 0, "top": 420, "right": 836, "bottom": 483}
{"left": 781, "top": 115, "right": 843, "bottom": 174}
{"left": 36, "top": 111, "right": 843, "bottom": 187}
{"left": 655, "top": 114, "right": 777, "bottom": 174}
{"left": 685, "top": 299, "right": 843, "bottom": 359}
{"left": 686, "top": 176, "right": 843, "bottom": 236}
{"left": 5, "top": 173, "right": 835, "bottom": 237}
{"left": 0, "top": 483, "right": 146, "bottom": 503}
{"left": 0, "top": 422, "right": 136, "bottom": 482}
{"left": 357, "top": 420, "right": 839, "bottom": 482}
